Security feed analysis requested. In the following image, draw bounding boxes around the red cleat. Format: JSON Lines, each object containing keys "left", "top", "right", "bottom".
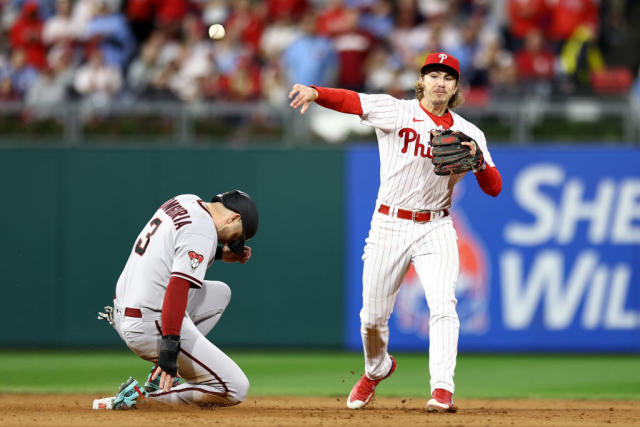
{"left": 347, "top": 356, "right": 397, "bottom": 409}
{"left": 427, "top": 388, "right": 456, "bottom": 413}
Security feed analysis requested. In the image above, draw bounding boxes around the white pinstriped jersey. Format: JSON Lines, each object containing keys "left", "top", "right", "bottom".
{"left": 358, "top": 94, "right": 495, "bottom": 210}
{"left": 115, "top": 194, "right": 218, "bottom": 311}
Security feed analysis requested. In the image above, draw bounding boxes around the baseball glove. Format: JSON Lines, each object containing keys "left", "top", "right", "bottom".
{"left": 430, "top": 129, "right": 484, "bottom": 176}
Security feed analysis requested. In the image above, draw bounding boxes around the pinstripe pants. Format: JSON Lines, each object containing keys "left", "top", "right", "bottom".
{"left": 360, "top": 209, "right": 460, "bottom": 394}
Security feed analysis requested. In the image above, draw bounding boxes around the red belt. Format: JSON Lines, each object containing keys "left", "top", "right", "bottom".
{"left": 124, "top": 307, "right": 142, "bottom": 318}
{"left": 378, "top": 204, "right": 449, "bottom": 223}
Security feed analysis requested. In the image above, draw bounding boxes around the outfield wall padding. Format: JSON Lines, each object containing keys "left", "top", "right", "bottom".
{"left": 0, "top": 148, "right": 344, "bottom": 347}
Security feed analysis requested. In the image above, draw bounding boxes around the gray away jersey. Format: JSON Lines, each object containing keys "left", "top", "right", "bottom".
{"left": 115, "top": 194, "right": 218, "bottom": 311}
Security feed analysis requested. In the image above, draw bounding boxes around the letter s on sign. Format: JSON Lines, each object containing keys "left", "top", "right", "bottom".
{"left": 504, "top": 164, "right": 564, "bottom": 246}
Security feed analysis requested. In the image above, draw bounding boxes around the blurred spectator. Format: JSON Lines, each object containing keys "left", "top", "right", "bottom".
{"left": 332, "top": 8, "right": 373, "bottom": 91}
{"left": 70, "top": 0, "right": 97, "bottom": 37}
{"left": 406, "top": 9, "right": 462, "bottom": 64}
{"left": 201, "top": 0, "right": 229, "bottom": 26}
{"left": 514, "top": 29, "right": 554, "bottom": 93}
{"left": 7, "top": 0, "right": 56, "bottom": 20}
{"left": 489, "top": 50, "right": 521, "bottom": 98}
{"left": 25, "top": 64, "right": 68, "bottom": 118}
{"left": 4, "top": 48, "right": 39, "bottom": 96}
{"left": 259, "top": 17, "right": 300, "bottom": 61}
{"left": 74, "top": 48, "right": 122, "bottom": 101}
{"left": 42, "top": 0, "right": 77, "bottom": 48}
{"left": 0, "top": 76, "right": 20, "bottom": 100}
{"left": 266, "top": 0, "right": 308, "bottom": 21}
{"left": 363, "top": 42, "right": 399, "bottom": 92}
{"left": 223, "top": 56, "right": 261, "bottom": 100}
{"left": 126, "top": 30, "right": 165, "bottom": 97}
{"left": 125, "top": 0, "right": 155, "bottom": 46}
{"left": 147, "top": 57, "right": 181, "bottom": 100}
{"left": 83, "top": 0, "right": 136, "bottom": 70}
{"left": 281, "top": 13, "right": 336, "bottom": 86}
{"left": 171, "top": 13, "right": 215, "bottom": 101}
{"left": 358, "top": 0, "right": 393, "bottom": 40}
{"left": 548, "top": 0, "right": 598, "bottom": 42}
{"left": 155, "top": 0, "right": 187, "bottom": 36}
{"left": 9, "top": 1, "right": 47, "bottom": 69}
{"left": 506, "top": 0, "right": 549, "bottom": 49}
{"left": 417, "top": 0, "right": 450, "bottom": 19}
{"left": 225, "top": 0, "right": 265, "bottom": 53}
{"left": 389, "top": 0, "right": 422, "bottom": 68}
{"left": 316, "top": 0, "right": 350, "bottom": 37}
{"left": 558, "top": 25, "right": 603, "bottom": 90}
{"left": 260, "top": 55, "right": 286, "bottom": 105}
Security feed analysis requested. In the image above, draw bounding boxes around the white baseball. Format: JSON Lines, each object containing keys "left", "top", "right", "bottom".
{"left": 208, "top": 24, "right": 225, "bottom": 40}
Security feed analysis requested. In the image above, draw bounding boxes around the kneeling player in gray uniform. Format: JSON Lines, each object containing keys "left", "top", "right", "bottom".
{"left": 95, "top": 190, "right": 259, "bottom": 409}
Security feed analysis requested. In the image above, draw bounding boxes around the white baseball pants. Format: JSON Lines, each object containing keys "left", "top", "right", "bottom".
{"left": 113, "top": 280, "right": 249, "bottom": 406}
{"left": 360, "top": 210, "right": 460, "bottom": 394}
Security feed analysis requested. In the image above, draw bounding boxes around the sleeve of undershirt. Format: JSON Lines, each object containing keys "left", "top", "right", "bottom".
{"left": 311, "top": 86, "right": 363, "bottom": 115}
{"left": 161, "top": 276, "right": 190, "bottom": 336}
{"left": 474, "top": 166, "right": 502, "bottom": 197}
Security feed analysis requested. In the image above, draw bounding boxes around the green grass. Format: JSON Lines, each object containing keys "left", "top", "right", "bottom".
{"left": 1, "top": 350, "right": 638, "bottom": 400}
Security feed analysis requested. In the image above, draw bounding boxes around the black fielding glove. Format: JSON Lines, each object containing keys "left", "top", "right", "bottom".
{"left": 158, "top": 335, "right": 180, "bottom": 376}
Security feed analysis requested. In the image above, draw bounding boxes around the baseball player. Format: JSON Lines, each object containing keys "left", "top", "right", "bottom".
{"left": 289, "top": 52, "right": 502, "bottom": 412}
{"left": 96, "top": 190, "right": 259, "bottom": 409}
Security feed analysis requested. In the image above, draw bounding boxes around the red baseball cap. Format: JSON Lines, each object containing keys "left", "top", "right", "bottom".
{"left": 421, "top": 52, "right": 460, "bottom": 80}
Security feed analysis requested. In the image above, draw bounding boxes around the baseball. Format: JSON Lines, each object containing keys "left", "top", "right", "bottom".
{"left": 208, "top": 24, "right": 225, "bottom": 40}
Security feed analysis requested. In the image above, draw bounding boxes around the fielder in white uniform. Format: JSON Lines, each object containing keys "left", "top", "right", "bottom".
{"left": 289, "top": 52, "right": 502, "bottom": 412}
{"left": 97, "top": 190, "right": 259, "bottom": 409}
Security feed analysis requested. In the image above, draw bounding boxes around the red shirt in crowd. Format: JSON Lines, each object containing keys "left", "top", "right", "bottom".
{"left": 333, "top": 29, "right": 373, "bottom": 90}
{"left": 266, "top": 0, "right": 309, "bottom": 21}
{"left": 156, "top": 0, "right": 187, "bottom": 26}
{"left": 548, "top": 0, "right": 598, "bottom": 41}
{"left": 316, "top": 5, "right": 350, "bottom": 36}
{"left": 507, "top": 0, "right": 549, "bottom": 39}
{"left": 225, "top": 10, "right": 264, "bottom": 52}
{"left": 126, "top": 0, "right": 155, "bottom": 21}
{"left": 515, "top": 49, "right": 555, "bottom": 80}
{"left": 9, "top": 1, "right": 46, "bottom": 69}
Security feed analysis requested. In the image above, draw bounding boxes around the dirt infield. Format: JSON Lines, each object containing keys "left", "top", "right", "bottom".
{"left": 1, "top": 394, "right": 638, "bottom": 426}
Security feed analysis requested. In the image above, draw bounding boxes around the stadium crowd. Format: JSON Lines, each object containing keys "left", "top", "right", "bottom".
{"left": 1, "top": 0, "right": 639, "bottom": 116}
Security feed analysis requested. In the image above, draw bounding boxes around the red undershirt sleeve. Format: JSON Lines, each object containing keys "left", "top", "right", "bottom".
{"left": 474, "top": 165, "right": 502, "bottom": 197}
{"left": 310, "top": 86, "right": 363, "bottom": 115}
{"left": 161, "top": 276, "right": 191, "bottom": 336}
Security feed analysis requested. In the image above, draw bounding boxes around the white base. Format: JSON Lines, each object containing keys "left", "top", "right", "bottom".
{"left": 92, "top": 396, "right": 115, "bottom": 410}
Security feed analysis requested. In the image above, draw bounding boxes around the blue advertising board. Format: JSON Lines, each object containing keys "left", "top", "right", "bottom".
{"left": 345, "top": 146, "right": 640, "bottom": 352}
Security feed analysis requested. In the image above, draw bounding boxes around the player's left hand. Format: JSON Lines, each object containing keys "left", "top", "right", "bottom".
{"left": 151, "top": 366, "right": 178, "bottom": 392}
{"left": 221, "top": 245, "right": 251, "bottom": 264}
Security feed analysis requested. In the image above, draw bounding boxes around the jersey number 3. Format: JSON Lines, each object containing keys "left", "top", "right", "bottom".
{"left": 135, "top": 217, "right": 162, "bottom": 256}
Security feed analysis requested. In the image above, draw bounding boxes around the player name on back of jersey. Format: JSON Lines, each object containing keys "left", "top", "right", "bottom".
{"left": 160, "top": 198, "right": 192, "bottom": 230}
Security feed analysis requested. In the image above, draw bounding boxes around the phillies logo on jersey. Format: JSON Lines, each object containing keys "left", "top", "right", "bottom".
{"left": 188, "top": 250, "right": 204, "bottom": 271}
{"left": 399, "top": 128, "right": 434, "bottom": 159}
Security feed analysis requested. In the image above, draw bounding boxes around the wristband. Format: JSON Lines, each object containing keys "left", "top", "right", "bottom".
{"left": 158, "top": 335, "right": 180, "bottom": 376}
{"left": 214, "top": 244, "right": 223, "bottom": 260}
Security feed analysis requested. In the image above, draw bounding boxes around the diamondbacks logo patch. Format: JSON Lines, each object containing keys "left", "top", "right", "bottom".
{"left": 188, "top": 250, "right": 204, "bottom": 271}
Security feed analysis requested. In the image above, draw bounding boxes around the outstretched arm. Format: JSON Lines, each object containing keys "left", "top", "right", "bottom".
{"left": 288, "top": 84, "right": 363, "bottom": 115}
